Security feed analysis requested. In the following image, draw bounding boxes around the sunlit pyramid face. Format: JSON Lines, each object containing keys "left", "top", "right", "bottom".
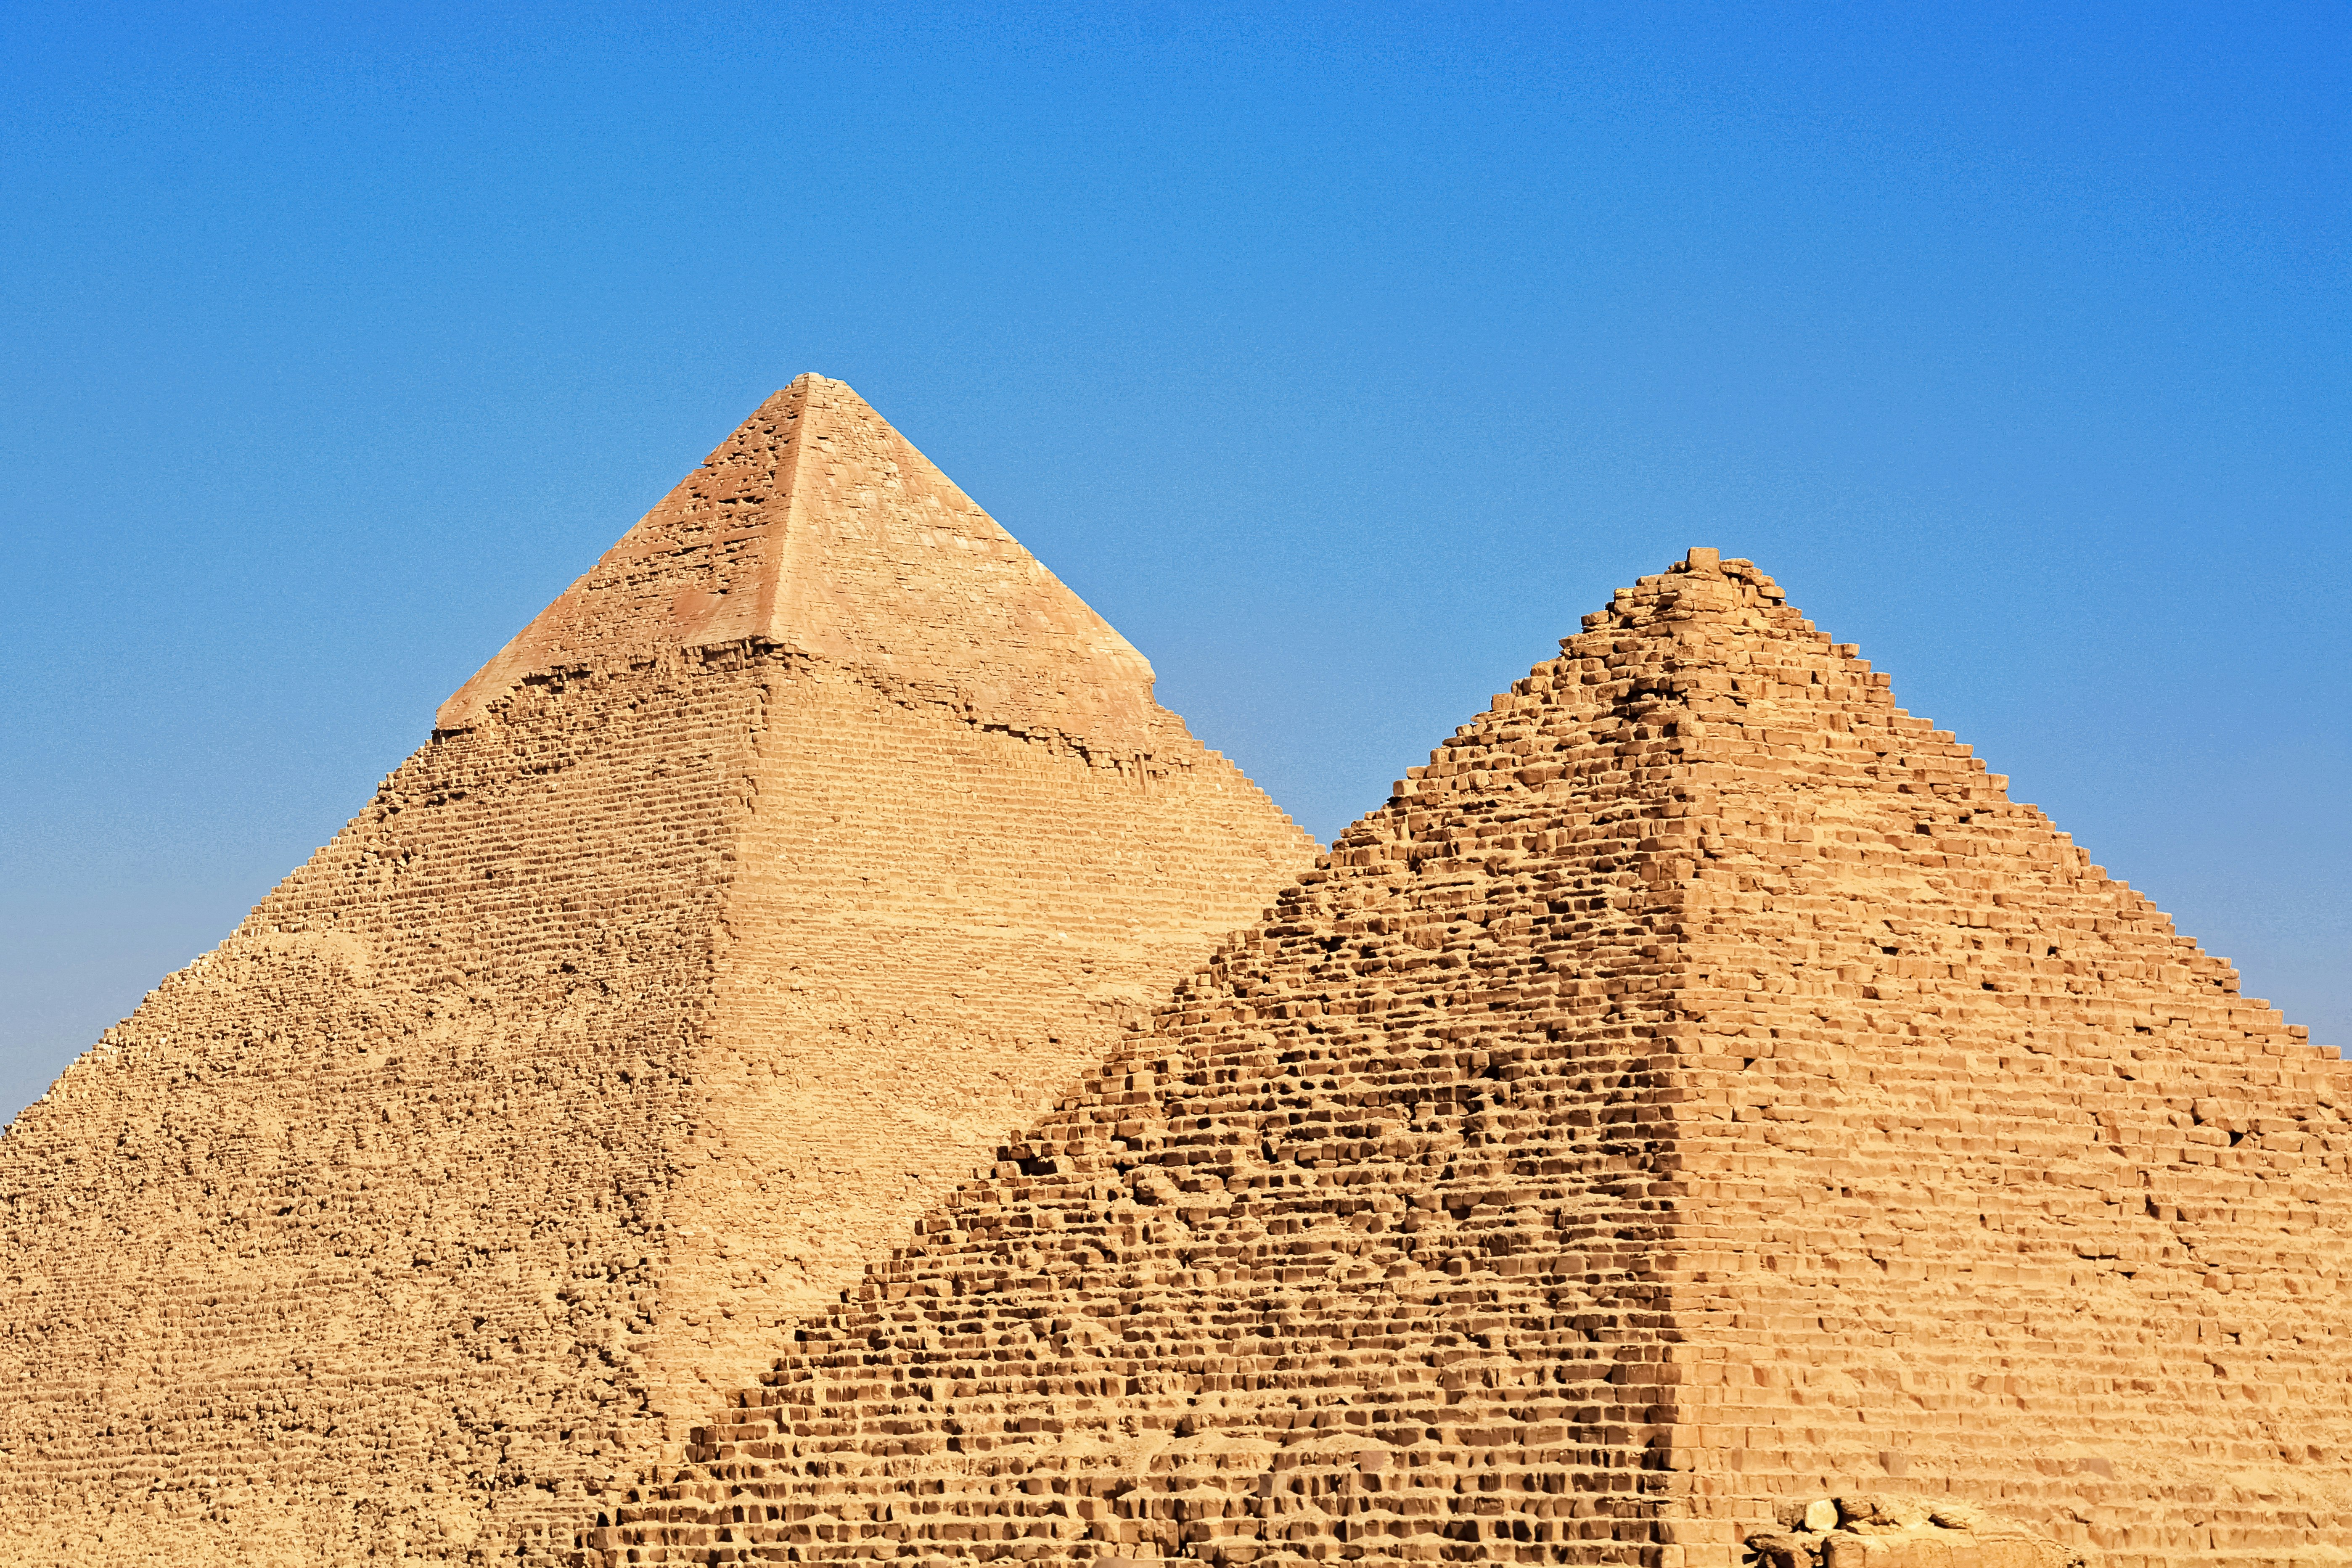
{"left": 599, "top": 547, "right": 2350, "bottom": 1566}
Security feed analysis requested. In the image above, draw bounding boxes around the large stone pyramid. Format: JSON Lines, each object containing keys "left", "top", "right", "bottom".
{"left": 598, "top": 550, "right": 2350, "bottom": 1568}
{"left": 0, "top": 375, "right": 1318, "bottom": 1563}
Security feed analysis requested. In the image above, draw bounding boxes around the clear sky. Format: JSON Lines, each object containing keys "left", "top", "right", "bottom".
{"left": 3, "top": 3, "right": 2345, "bottom": 1122}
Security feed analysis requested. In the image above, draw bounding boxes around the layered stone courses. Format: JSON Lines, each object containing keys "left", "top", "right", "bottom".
{"left": 0, "top": 378, "right": 1317, "bottom": 1563}
{"left": 593, "top": 551, "right": 2348, "bottom": 1567}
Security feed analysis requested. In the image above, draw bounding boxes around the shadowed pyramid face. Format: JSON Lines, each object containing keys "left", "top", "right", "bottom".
{"left": 609, "top": 550, "right": 2350, "bottom": 1566}
{"left": 0, "top": 378, "right": 1318, "bottom": 1563}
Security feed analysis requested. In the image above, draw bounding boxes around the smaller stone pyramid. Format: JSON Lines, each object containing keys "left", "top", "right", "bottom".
{"left": 593, "top": 549, "right": 2350, "bottom": 1567}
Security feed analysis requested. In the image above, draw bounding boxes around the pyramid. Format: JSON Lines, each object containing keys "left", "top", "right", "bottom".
{"left": 595, "top": 550, "right": 2351, "bottom": 1568}
{"left": 0, "top": 375, "right": 1318, "bottom": 1563}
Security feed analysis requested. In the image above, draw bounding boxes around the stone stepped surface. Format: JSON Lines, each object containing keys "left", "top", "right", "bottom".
{"left": 0, "top": 376, "right": 1317, "bottom": 1565}
{"left": 587, "top": 550, "right": 2350, "bottom": 1568}
{"left": 1591, "top": 557, "right": 2352, "bottom": 1566}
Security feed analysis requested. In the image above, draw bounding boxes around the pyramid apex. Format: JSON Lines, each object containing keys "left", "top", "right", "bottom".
{"left": 1685, "top": 546, "right": 1721, "bottom": 569}
{"left": 437, "top": 379, "right": 1159, "bottom": 749}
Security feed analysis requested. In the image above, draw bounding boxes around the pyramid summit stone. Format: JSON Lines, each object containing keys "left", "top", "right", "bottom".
{"left": 601, "top": 550, "right": 2350, "bottom": 1566}
{"left": 439, "top": 373, "right": 1159, "bottom": 747}
{"left": 0, "top": 380, "right": 1318, "bottom": 1562}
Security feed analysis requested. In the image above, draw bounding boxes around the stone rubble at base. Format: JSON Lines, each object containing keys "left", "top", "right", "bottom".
{"left": 1746, "top": 1493, "right": 2081, "bottom": 1568}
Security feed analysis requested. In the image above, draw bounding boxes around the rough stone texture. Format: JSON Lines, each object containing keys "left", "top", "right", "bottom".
{"left": 593, "top": 550, "right": 2349, "bottom": 1567}
{"left": 0, "top": 376, "right": 1317, "bottom": 1564}
{"left": 1748, "top": 1494, "right": 2081, "bottom": 1568}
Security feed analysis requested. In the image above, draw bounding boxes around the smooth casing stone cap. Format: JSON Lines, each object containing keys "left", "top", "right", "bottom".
{"left": 435, "top": 373, "right": 1163, "bottom": 752}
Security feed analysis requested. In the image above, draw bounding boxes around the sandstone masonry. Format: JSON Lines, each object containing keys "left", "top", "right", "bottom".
{"left": 588, "top": 551, "right": 2349, "bottom": 1568}
{"left": 0, "top": 377, "right": 1318, "bottom": 1563}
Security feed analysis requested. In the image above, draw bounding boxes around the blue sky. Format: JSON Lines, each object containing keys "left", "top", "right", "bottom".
{"left": 3, "top": 2, "right": 2345, "bottom": 1121}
